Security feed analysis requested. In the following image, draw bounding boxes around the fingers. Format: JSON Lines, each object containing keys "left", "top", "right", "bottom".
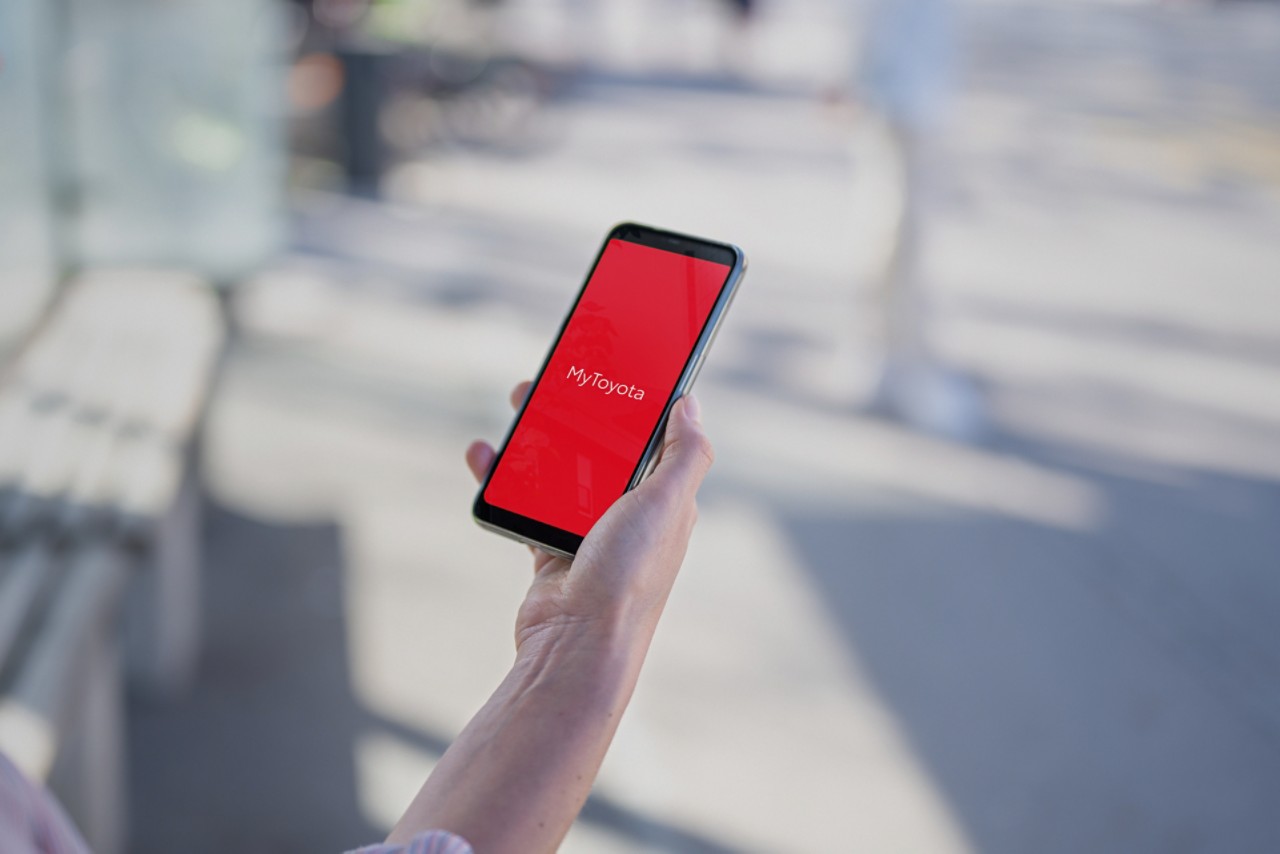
{"left": 466, "top": 441, "right": 496, "bottom": 484}
{"left": 510, "top": 381, "right": 532, "bottom": 411}
{"left": 646, "top": 395, "right": 714, "bottom": 499}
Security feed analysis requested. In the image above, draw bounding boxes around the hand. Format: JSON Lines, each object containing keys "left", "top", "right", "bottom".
{"left": 387, "top": 384, "right": 714, "bottom": 852}
{"left": 466, "top": 381, "right": 714, "bottom": 654}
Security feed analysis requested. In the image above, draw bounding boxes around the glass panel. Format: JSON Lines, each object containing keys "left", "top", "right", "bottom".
{"left": 0, "top": 0, "right": 61, "bottom": 361}
{"left": 68, "top": 0, "right": 287, "bottom": 280}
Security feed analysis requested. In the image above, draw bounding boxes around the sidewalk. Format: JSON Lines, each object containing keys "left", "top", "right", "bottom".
{"left": 128, "top": 2, "right": 1280, "bottom": 852}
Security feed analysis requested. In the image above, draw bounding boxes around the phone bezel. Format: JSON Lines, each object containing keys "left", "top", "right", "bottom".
{"left": 471, "top": 221, "right": 746, "bottom": 558}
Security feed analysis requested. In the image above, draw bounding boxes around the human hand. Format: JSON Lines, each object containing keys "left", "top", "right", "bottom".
{"left": 385, "top": 386, "right": 713, "bottom": 852}
{"left": 466, "top": 381, "right": 714, "bottom": 656}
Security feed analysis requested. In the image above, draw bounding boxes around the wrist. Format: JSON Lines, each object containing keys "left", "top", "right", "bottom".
{"left": 512, "top": 615, "right": 652, "bottom": 712}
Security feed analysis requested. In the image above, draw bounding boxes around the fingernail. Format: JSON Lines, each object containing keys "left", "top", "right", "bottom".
{"left": 683, "top": 394, "right": 700, "bottom": 423}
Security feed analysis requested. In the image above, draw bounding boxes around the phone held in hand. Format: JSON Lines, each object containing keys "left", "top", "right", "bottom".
{"left": 473, "top": 222, "right": 747, "bottom": 558}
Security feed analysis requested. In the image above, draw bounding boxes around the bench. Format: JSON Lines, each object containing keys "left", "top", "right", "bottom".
{"left": 0, "top": 269, "right": 223, "bottom": 854}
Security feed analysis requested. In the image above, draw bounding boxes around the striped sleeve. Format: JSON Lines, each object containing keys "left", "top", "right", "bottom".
{"left": 0, "top": 752, "right": 92, "bottom": 854}
{"left": 347, "top": 830, "right": 474, "bottom": 854}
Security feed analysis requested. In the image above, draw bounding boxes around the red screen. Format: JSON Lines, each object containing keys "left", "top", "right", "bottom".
{"left": 484, "top": 238, "right": 731, "bottom": 536}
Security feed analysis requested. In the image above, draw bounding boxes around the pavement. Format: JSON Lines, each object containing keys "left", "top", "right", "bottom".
{"left": 127, "top": 1, "right": 1280, "bottom": 852}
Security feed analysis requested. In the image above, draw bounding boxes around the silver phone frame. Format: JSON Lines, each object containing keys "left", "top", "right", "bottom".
{"left": 473, "top": 222, "right": 747, "bottom": 559}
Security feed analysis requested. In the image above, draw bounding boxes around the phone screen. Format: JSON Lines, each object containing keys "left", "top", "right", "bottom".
{"left": 483, "top": 236, "right": 733, "bottom": 537}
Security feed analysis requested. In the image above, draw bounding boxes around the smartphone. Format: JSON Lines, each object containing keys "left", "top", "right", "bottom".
{"left": 472, "top": 222, "right": 746, "bottom": 558}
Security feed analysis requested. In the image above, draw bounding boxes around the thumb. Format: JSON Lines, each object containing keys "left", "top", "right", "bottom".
{"left": 647, "top": 395, "right": 714, "bottom": 497}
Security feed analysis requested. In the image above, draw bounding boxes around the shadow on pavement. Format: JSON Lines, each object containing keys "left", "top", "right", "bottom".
{"left": 127, "top": 498, "right": 381, "bottom": 853}
{"left": 775, "top": 450, "right": 1280, "bottom": 854}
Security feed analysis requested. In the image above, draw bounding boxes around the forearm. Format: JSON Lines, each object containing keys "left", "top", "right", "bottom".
{"left": 387, "top": 618, "right": 652, "bottom": 853}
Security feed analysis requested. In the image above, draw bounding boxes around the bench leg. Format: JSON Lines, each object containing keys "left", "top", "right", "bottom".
{"left": 40, "top": 549, "right": 130, "bottom": 854}
{"left": 51, "top": 630, "right": 128, "bottom": 854}
{"left": 126, "top": 455, "right": 203, "bottom": 698}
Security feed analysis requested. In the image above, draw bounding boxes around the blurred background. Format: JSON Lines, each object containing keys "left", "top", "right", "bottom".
{"left": 2, "top": 0, "right": 1279, "bottom": 851}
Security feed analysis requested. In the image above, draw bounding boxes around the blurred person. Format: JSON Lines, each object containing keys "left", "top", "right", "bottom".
{"left": 844, "top": 0, "right": 984, "bottom": 440}
{"left": 718, "top": 0, "right": 759, "bottom": 73}
{"left": 0, "top": 387, "right": 714, "bottom": 854}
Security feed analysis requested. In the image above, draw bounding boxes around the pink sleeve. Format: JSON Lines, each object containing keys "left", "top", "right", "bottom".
{"left": 0, "top": 753, "right": 92, "bottom": 854}
{"left": 348, "top": 830, "right": 475, "bottom": 854}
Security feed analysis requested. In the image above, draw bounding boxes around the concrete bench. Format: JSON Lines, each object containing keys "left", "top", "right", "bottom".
{"left": 0, "top": 269, "right": 223, "bottom": 854}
